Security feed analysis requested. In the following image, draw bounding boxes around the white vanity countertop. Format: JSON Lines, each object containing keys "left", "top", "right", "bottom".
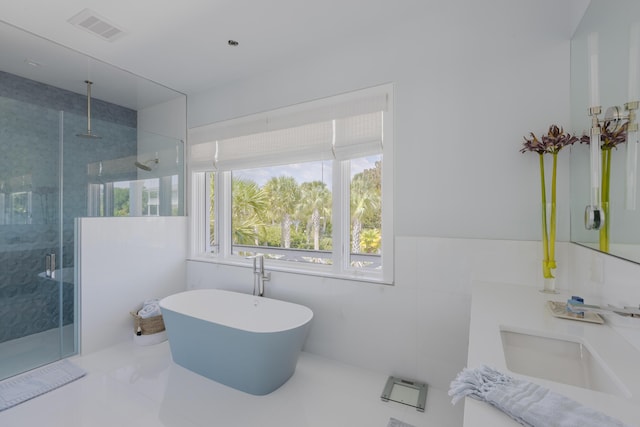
{"left": 464, "top": 281, "right": 640, "bottom": 427}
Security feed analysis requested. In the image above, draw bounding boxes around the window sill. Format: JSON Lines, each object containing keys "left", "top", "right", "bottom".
{"left": 186, "top": 254, "right": 393, "bottom": 286}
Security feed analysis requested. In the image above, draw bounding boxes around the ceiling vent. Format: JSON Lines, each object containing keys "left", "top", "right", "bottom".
{"left": 68, "top": 9, "right": 126, "bottom": 42}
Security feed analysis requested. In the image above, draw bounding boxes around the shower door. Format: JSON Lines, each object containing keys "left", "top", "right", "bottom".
{"left": 0, "top": 97, "right": 75, "bottom": 380}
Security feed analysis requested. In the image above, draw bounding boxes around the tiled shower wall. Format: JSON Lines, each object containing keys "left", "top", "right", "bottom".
{"left": 0, "top": 71, "right": 137, "bottom": 343}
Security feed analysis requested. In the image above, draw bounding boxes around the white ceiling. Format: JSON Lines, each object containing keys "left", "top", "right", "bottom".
{"left": 0, "top": 0, "right": 419, "bottom": 106}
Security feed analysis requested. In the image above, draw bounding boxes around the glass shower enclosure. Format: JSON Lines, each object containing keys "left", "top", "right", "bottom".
{"left": 0, "top": 19, "right": 186, "bottom": 381}
{"left": 0, "top": 97, "right": 73, "bottom": 380}
{"left": 0, "top": 94, "right": 184, "bottom": 381}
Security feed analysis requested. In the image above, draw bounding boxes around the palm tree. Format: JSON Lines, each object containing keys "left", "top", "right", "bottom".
{"left": 298, "top": 181, "right": 332, "bottom": 250}
{"left": 350, "top": 169, "right": 380, "bottom": 254}
{"left": 359, "top": 228, "right": 381, "bottom": 253}
{"left": 231, "top": 178, "right": 267, "bottom": 245}
{"left": 264, "top": 176, "right": 300, "bottom": 248}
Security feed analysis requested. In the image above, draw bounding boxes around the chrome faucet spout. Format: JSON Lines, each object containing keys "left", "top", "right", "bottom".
{"left": 246, "top": 254, "right": 271, "bottom": 297}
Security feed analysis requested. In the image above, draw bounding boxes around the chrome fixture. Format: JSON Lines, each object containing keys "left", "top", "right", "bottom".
{"left": 246, "top": 254, "right": 270, "bottom": 297}
{"left": 584, "top": 30, "right": 640, "bottom": 228}
{"left": 135, "top": 153, "right": 159, "bottom": 171}
{"left": 76, "top": 80, "right": 102, "bottom": 139}
{"left": 585, "top": 33, "right": 603, "bottom": 230}
{"left": 584, "top": 102, "right": 639, "bottom": 230}
{"left": 585, "top": 105, "right": 604, "bottom": 230}
{"left": 568, "top": 300, "right": 640, "bottom": 317}
{"left": 45, "top": 253, "right": 56, "bottom": 278}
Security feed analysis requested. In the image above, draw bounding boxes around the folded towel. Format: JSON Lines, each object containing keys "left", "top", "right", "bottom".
{"left": 449, "top": 365, "right": 630, "bottom": 427}
{"left": 138, "top": 301, "right": 161, "bottom": 319}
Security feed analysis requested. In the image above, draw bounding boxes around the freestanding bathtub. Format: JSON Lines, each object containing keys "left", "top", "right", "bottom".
{"left": 159, "top": 289, "right": 313, "bottom": 395}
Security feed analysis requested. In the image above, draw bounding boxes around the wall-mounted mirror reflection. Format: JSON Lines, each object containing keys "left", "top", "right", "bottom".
{"left": 571, "top": 0, "right": 640, "bottom": 264}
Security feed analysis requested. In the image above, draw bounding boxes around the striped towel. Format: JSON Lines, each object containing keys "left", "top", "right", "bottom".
{"left": 449, "top": 365, "right": 630, "bottom": 427}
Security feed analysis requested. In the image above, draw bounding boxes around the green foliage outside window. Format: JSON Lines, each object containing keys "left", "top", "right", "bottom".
{"left": 209, "top": 159, "right": 382, "bottom": 255}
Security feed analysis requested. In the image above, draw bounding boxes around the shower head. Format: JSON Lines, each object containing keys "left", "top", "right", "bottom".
{"left": 77, "top": 131, "right": 102, "bottom": 139}
{"left": 135, "top": 155, "right": 159, "bottom": 171}
{"left": 76, "top": 80, "right": 102, "bottom": 139}
{"left": 134, "top": 161, "right": 152, "bottom": 171}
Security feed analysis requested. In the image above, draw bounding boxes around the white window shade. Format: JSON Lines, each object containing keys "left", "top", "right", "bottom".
{"left": 189, "top": 141, "right": 216, "bottom": 170}
{"left": 333, "top": 111, "right": 383, "bottom": 160}
{"left": 216, "top": 121, "right": 334, "bottom": 170}
{"left": 188, "top": 84, "right": 390, "bottom": 170}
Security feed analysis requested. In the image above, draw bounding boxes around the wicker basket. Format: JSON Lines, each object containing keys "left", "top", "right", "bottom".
{"left": 130, "top": 310, "right": 165, "bottom": 335}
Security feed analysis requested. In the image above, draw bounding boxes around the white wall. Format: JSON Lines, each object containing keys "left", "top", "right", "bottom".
{"left": 137, "top": 97, "right": 188, "bottom": 214}
{"left": 137, "top": 97, "right": 187, "bottom": 179}
{"left": 138, "top": 96, "right": 187, "bottom": 142}
{"left": 78, "top": 217, "right": 187, "bottom": 354}
{"left": 189, "top": 0, "right": 573, "bottom": 241}
{"left": 187, "top": 239, "right": 569, "bottom": 394}
{"left": 184, "top": 2, "right": 576, "bottom": 411}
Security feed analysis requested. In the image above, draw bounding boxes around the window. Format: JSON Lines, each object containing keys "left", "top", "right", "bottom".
{"left": 2, "top": 174, "right": 33, "bottom": 224}
{"left": 190, "top": 84, "right": 393, "bottom": 283}
{"left": 86, "top": 155, "right": 182, "bottom": 217}
{"left": 88, "top": 178, "right": 163, "bottom": 217}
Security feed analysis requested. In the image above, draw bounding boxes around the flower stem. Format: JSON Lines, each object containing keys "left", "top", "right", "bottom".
{"left": 549, "top": 152, "right": 557, "bottom": 270}
{"left": 600, "top": 148, "right": 611, "bottom": 252}
{"left": 539, "top": 153, "right": 552, "bottom": 278}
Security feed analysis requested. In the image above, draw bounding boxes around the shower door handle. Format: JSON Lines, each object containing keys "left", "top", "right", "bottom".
{"left": 45, "top": 253, "right": 56, "bottom": 278}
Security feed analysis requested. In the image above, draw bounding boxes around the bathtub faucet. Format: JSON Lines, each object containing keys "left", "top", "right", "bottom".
{"left": 247, "top": 255, "right": 271, "bottom": 297}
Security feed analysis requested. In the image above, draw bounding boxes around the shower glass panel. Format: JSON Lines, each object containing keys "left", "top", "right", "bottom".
{"left": 0, "top": 73, "right": 184, "bottom": 382}
{"left": 64, "top": 112, "right": 185, "bottom": 219}
{"left": 0, "top": 96, "right": 67, "bottom": 380}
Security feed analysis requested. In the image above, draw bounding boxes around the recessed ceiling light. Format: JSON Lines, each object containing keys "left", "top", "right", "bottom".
{"left": 228, "top": 40, "right": 239, "bottom": 47}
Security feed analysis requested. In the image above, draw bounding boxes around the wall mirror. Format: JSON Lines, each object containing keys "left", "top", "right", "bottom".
{"left": 571, "top": 0, "right": 640, "bottom": 264}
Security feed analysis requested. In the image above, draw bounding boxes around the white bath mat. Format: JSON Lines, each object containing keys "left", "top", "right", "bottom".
{"left": 387, "top": 418, "right": 416, "bottom": 427}
{"left": 0, "top": 359, "right": 86, "bottom": 411}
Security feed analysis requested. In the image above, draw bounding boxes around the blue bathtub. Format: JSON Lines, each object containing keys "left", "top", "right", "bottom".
{"left": 160, "top": 289, "right": 313, "bottom": 395}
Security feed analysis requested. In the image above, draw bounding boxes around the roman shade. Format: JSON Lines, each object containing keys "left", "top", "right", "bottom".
{"left": 188, "top": 84, "right": 390, "bottom": 171}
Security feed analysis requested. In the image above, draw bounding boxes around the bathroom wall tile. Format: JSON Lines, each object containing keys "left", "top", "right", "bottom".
{"left": 394, "top": 236, "right": 418, "bottom": 289}
{"left": 79, "top": 217, "right": 187, "bottom": 354}
{"left": 414, "top": 288, "right": 471, "bottom": 389}
{"left": 0, "top": 73, "right": 139, "bottom": 347}
{"left": 329, "top": 281, "right": 420, "bottom": 378}
{"left": 186, "top": 237, "right": 552, "bottom": 393}
{"left": 0, "top": 71, "right": 137, "bottom": 127}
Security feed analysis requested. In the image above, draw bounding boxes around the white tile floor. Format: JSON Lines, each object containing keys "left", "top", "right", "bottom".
{"left": 0, "top": 340, "right": 463, "bottom": 427}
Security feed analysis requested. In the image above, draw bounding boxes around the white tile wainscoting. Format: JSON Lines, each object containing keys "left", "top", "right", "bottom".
{"left": 77, "top": 217, "right": 187, "bottom": 354}
{"left": 187, "top": 237, "right": 572, "bottom": 400}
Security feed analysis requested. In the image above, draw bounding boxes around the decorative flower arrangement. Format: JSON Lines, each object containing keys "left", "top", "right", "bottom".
{"left": 580, "top": 120, "right": 628, "bottom": 252}
{"left": 521, "top": 125, "right": 578, "bottom": 281}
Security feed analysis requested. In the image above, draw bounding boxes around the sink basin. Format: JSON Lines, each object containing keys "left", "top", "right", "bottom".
{"left": 500, "top": 329, "right": 630, "bottom": 398}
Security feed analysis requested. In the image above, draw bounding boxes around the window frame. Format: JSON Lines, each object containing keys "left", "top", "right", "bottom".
{"left": 188, "top": 85, "right": 394, "bottom": 285}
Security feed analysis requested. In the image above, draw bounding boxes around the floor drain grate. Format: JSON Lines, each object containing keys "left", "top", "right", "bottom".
{"left": 380, "top": 376, "right": 428, "bottom": 412}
